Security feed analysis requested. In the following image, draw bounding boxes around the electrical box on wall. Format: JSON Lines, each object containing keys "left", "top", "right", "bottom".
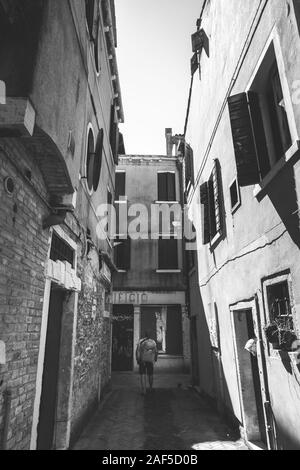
{"left": 0, "top": 341, "right": 6, "bottom": 365}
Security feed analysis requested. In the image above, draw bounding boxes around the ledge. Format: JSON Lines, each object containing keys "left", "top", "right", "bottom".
{"left": 0, "top": 97, "right": 35, "bottom": 137}
{"left": 254, "top": 140, "right": 300, "bottom": 199}
{"left": 156, "top": 269, "right": 182, "bottom": 274}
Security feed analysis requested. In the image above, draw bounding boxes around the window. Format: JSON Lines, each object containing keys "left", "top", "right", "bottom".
{"left": 200, "top": 159, "right": 224, "bottom": 245}
{"left": 86, "top": 128, "right": 95, "bottom": 192}
{"left": 184, "top": 144, "right": 195, "bottom": 190}
{"left": 85, "top": 0, "right": 95, "bottom": 40}
{"left": 228, "top": 43, "right": 293, "bottom": 187}
{"left": 109, "top": 104, "right": 119, "bottom": 164}
{"left": 267, "top": 281, "right": 293, "bottom": 328}
{"left": 50, "top": 232, "right": 74, "bottom": 268}
{"left": 229, "top": 179, "right": 241, "bottom": 213}
{"left": 115, "top": 172, "right": 126, "bottom": 201}
{"left": 158, "top": 236, "right": 178, "bottom": 270}
{"left": 93, "top": 129, "right": 104, "bottom": 192}
{"left": 114, "top": 237, "right": 131, "bottom": 271}
{"left": 263, "top": 273, "right": 297, "bottom": 355}
{"left": 157, "top": 172, "right": 176, "bottom": 202}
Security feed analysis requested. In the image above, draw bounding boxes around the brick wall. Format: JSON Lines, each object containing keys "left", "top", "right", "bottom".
{"left": 0, "top": 139, "right": 50, "bottom": 450}
{"left": 71, "top": 246, "right": 112, "bottom": 443}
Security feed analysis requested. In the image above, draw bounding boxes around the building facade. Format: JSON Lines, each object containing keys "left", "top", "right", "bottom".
{"left": 186, "top": 0, "right": 300, "bottom": 450}
{"left": 0, "top": 0, "right": 123, "bottom": 449}
{"left": 112, "top": 131, "right": 190, "bottom": 374}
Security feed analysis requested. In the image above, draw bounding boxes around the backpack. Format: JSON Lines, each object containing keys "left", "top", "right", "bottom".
{"left": 140, "top": 338, "right": 156, "bottom": 363}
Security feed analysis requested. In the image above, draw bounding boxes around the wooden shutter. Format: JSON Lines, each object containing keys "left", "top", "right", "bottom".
{"left": 228, "top": 93, "right": 260, "bottom": 186}
{"left": 115, "top": 237, "right": 130, "bottom": 270}
{"left": 124, "top": 238, "right": 131, "bottom": 270}
{"left": 93, "top": 128, "right": 103, "bottom": 192}
{"left": 86, "top": 129, "right": 95, "bottom": 192}
{"left": 85, "top": 0, "right": 95, "bottom": 39}
{"left": 158, "top": 173, "right": 167, "bottom": 201}
{"left": 210, "top": 159, "right": 223, "bottom": 235}
{"left": 185, "top": 145, "right": 195, "bottom": 187}
{"left": 109, "top": 104, "right": 119, "bottom": 164}
{"left": 115, "top": 172, "right": 125, "bottom": 200}
{"left": 200, "top": 183, "right": 210, "bottom": 245}
{"left": 158, "top": 238, "right": 178, "bottom": 270}
{"left": 248, "top": 92, "right": 270, "bottom": 179}
{"left": 167, "top": 173, "right": 176, "bottom": 201}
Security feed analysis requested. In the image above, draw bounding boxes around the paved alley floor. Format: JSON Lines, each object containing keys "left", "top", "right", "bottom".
{"left": 73, "top": 373, "right": 248, "bottom": 451}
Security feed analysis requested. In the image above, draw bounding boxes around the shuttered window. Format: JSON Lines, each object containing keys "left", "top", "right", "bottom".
{"left": 200, "top": 159, "right": 224, "bottom": 245}
{"left": 157, "top": 172, "right": 176, "bottom": 201}
{"left": 114, "top": 237, "right": 131, "bottom": 271}
{"left": 109, "top": 104, "right": 119, "bottom": 165}
{"left": 86, "top": 129, "right": 95, "bottom": 192}
{"left": 185, "top": 144, "right": 195, "bottom": 188}
{"left": 115, "top": 172, "right": 126, "bottom": 201}
{"left": 228, "top": 93, "right": 261, "bottom": 186}
{"left": 85, "top": 0, "right": 95, "bottom": 40}
{"left": 158, "top": 237, "right": 178, "bottom": 270}
{"left": 93, "top": 129, "right": 103, "bottom": 192}
{"left": 200, "top": 182, "right": 210, "bottom": 245}
{"left": 228, "top": 56, "right": 292, "bottom": 185}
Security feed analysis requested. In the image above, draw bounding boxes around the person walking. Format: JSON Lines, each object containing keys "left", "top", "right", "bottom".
{"left": 136, "top": 331, "right": 158, "bottom": 395}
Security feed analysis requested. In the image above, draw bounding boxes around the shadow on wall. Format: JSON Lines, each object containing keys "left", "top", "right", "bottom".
{"left": 257, "top": 162, "right": 300, "bottom": 248}
{"left": 189, "top": 267, "right": 238, "bottom": 432}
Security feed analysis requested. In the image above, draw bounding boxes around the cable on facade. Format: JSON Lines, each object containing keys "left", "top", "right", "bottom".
{"left": 186, "top": 0, "right": 270, "bottom": 204}
{"left": 199, "top": 228, "right": 288, "bottom": 288}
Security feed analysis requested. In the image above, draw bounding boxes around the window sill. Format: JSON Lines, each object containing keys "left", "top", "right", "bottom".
{"left": 210, "top": 231, "right": 223, "bottom": 249}
{"left": 253, "top": 140, "right": 300, "bottom": 199}
{"left": 231, "top": 200, "right": 242, "bottom": 215}
{"left": 156, "top": 269, "right": 181, "bottom": 274}
{"left": 154, "top": 201, "right": 180, "bottom": 204}
{"left": 114, "top": 199, "right": 127, "bottom": 204}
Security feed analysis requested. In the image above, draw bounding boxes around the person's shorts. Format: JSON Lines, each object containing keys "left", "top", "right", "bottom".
{"left": 139, "top": 361, "right": 154, "bottom": 376}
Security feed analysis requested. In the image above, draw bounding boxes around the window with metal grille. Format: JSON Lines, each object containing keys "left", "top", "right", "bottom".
{"left": 50, "top": 233, "right": 74, "bottom": 268}
{"left": 267, "top": 281, "right": 293, "bottom": 329}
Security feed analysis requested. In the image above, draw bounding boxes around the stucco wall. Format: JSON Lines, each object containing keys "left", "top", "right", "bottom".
{"left": 186, "top": 0, "right": 300, "bottom": 449}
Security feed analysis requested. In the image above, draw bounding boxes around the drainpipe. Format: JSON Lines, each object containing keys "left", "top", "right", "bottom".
{"left": 1, "top": 389, "right": 12, "bottom": 450}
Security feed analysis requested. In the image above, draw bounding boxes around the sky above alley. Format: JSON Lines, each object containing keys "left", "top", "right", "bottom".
{"left": 115, "top": 0, "right": 202, "bottom": 155}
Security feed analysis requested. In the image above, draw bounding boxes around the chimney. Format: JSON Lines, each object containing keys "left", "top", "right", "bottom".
{"left": 165, "top": 128, "right": 173, "bottom": 156}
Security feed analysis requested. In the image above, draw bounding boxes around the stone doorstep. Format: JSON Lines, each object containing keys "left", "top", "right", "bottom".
{"left": 245, "top": 441, "right": 267, "bottom": 451}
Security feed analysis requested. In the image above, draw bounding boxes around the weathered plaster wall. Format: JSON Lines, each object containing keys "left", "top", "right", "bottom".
{"left": 186, "top": 0, "right": 300, "bottom": 448}
{"left": 114, "top": 156, "right": 186, "bottom": 292}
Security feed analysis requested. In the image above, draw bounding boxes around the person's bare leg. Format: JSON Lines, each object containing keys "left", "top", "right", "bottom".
{"left": 149, "top": 374, "right": 153, "bottom": 390}
{"left": 140, "top": 374, "right": 146, "bottom": 395}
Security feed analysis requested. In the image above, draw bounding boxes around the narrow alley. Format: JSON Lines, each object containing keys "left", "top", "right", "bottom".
{"left": 73, "top": 373, "right": 248, "bottom": 451}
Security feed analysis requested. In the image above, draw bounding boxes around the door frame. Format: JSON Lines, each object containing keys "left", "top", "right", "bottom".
{"left": 229, "top": 298, "right": 271, "bottom": 448}
{"left": 30, "top": 227, "right": 80, "bottom": 450}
